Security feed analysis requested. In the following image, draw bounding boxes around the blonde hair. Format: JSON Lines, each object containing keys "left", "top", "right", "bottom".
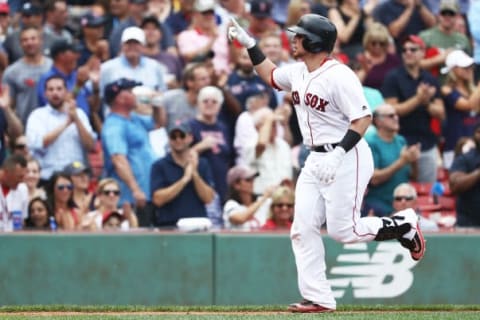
{"left": 286, "top": 0, "right": 312, "bottom": 27}
{"left": 444, "top": 70, "right": 476, "bottom": 95}
{"left": 96, "top": 178, "right": 120, "bottom": 195}
{"left": 362, "top": 22, "right": 390, "bottom": 49}
{"left": 268, "top": 186, "right": 295, "bottom": 219}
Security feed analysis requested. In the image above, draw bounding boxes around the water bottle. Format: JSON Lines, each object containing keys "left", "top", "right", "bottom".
{"left": 430, "top": 181, "right": 445, "bottom": 204}
{"left": 11, "top": 210, "right": 22, "bottom": 231}
{"left": 49, "top": 216, "right": 58, "bottom": 232}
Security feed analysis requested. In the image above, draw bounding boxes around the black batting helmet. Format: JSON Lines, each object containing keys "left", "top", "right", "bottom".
{"left": 287, "top": 14, "right": 337, "bottom": 53}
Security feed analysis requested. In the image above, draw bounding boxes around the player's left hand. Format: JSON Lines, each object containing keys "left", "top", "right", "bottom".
{"left": 315, "top": 147, "right": 346, "bottom": 184}
{"left": 228, "top": 18, "right": 256, "bottom": 49}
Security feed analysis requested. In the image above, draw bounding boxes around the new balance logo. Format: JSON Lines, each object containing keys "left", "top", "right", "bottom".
{"left": 329, "top": 243, "right": 418, "bottom": 298}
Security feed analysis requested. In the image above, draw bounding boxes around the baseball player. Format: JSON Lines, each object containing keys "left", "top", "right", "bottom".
{"left": 228, "top": 14, "right": 426, "bottom": 313}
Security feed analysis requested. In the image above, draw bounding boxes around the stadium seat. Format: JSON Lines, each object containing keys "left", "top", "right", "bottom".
{"left": 437, "top": 167, "right": 449, "bottom": 182}
{"left": 416, "top": 195, "right": 441, "bottom": 213}
{"left": 410, "top": 181, "right": 433, "bottom": 196}
{"left": 437, "top": 196, "right": 456, "bottom": 210}
{"left": 439, "top": 181, "right": 452, "bottom": 196}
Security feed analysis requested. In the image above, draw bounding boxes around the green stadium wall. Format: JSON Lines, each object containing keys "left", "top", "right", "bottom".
{"left": 0, "top": 232, "right": 478, "bottom": 305}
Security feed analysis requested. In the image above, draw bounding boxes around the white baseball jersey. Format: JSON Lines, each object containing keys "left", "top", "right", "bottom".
{"left": 271, "top": 59, "right": 371, "bottom": 147}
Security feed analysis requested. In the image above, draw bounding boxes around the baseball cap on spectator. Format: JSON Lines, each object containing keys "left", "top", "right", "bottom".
{"left": 0, "top": 2, "right": 9, "bottom": 14}
{"left": 439, "top": 0, "right": 458, "bottom": 14}
{"left": 440, "top": 50, "right": 474, "bottom": 74}
{"left": 20, "top": 2, "right": 43, "bottom": 16}
{"left": 102, "top": 211, "right": 125, "bottom": 225}
{"left": 168, "top": 121, "right": 192, "bottom": 135}
{"left": 104, "top": 78, "right": 142, "bottom": 104}
{"left": 194, "top": 0, "right": 216, "bottom": 12}
{"left": 250, "top": 0, "right": 272, "bottom": 18}
{"left": 63, "top": 161, "right": 91, "bottom": 176}
{"left": 227, "top": 165, "right": 259, "bottom": 186}
{"left": 141, "top": 15, "right": 162, "bottom": 29}
{"left": 80, "top": 12, "right": 106, "bottom": 28}
{"left": 121, "top": 26, "right": 146, "bottom": 45}
{"left": 401, "top": 34, "right": 425, "bottom": 49}
{"left": 50, "top": 39, "right": 80, "bottom": 59}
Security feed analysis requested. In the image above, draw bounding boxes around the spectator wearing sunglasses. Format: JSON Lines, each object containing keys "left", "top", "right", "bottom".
{"left": 372, "top": 0, "right": 436, "bottom": 52}
{"left": 63, "top": 161, "right": 94, "bottom": 215}
{"left": 45, "top": 172, "right": 81, "bottom": 230}
{"left": 82, "top": 178, "right": 138, "bottom": 231}
{"left": 11, "top": 135, "right": 31, "bottom": 160}
{"left": 392, "top": 182, "right": 439, "bottom": 231}
{"left": 363, "top": 103, "right": 420, "bottom": 217}
{"left": 381, "top": 35, "right": 445, "bottom": 183}
{"left": 150, "top": 122, "right": 215, "bottom": 228}
{"left": 355, "top": 22, "right": 400, "bottom": 90}
{"left": 223, "top": 164, "right": 274, "bottom": 231}
{"left": 418, "top": 0, "right": 472, "bottom": 77}
{"left": 262, "top": 185, "right": 294, "bottom": 230}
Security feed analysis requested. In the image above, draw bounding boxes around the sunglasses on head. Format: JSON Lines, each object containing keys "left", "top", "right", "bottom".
{"left": 102, "top": 189, "right": 120, "bottom": 196}
{"left": 394, "top": 196, "right": 415, "bottom": 201}
{"left": 169, "top": 132, "right": 186, "bottom": 140}
{"left": 273, "top": 203, "right": 294, "bottom": 209}
{"left": 57, "top": 184, "right": 73, "bottom": 191}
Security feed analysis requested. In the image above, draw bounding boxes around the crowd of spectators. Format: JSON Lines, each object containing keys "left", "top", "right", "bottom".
{"left": 0, "top": 0, "right": 480, "bottom": 231}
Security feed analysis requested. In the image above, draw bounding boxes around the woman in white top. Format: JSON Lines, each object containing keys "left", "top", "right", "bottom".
{"left": 223, "top": 165, "right": 275, "bottom": 230}
{"left": 82, "top": 178, "right": 138, "bottom": 231}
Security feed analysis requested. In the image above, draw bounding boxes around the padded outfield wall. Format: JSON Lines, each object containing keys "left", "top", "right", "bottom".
{"left": 0, "top": 232, "right": 478, "bottom": 305}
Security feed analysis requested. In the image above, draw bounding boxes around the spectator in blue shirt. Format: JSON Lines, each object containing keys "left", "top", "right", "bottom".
{"left": 101, "top": 78, "right": 157, "bottom": 226}
{"left": 36, "top": 39, "right": 92, "bottom": 116}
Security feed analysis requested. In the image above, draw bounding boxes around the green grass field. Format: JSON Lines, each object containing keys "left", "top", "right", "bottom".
{"left": 0, "top": 305, "right": 479, "bottom": 319}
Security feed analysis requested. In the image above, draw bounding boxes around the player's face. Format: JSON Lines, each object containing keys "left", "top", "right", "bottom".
{"left": 291, "top": 34, "right": 306, "bottom": 59}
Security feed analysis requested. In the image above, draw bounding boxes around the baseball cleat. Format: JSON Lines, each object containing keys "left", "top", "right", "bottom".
{"left": 287, "top": 299, "right": 335, "bottom": 313}
{"left": 398, "top": 222, "right": 426, "bottom": 261}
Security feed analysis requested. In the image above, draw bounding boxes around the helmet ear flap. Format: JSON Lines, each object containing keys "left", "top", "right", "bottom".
{"left": 302, "top": 36, "right": 323, "bottom": 53}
